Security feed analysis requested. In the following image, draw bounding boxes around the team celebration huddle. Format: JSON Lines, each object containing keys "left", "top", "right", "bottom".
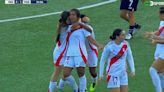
{"left": 47, "top": 2, "right": 164, "bottom": 92}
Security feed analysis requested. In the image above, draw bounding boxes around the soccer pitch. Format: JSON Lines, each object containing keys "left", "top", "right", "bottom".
{"left": 0, "top": 0, "right": 160, "bottom": 92}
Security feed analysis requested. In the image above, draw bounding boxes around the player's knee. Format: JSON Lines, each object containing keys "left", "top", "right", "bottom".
{"left": 120, "top": 11, "right": 126, "bottom": 18}
{"left": 63, "top": 72, "right": 71, "bottom": 79}
{"left": 128, "top": 12, "right": 134, "bottom": 18}
{"left": 91, "top": 72, "right": 97, "bottom": 78}
{"left": 77, "top": 71, "right": 85, "bottom": 77}
{"left": 89, "top": 69, "right": 97, "bottom": 77}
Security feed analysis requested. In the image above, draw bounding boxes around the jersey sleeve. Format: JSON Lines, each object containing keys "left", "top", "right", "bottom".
{"left": 99, "top": 45, "right": 111, "bottom": 78}
{"left": 126, "top": 42, "right": 135, "bottom": 73}
{"left": 83, "top": 29, "right": 91, "bottom": 37}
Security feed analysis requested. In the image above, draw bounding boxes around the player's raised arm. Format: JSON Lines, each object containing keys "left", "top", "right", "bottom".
{"left": 87, "top": 36, "right": 104, "bottom": 50}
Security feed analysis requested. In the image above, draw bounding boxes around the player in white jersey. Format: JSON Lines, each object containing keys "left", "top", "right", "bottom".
{"left": 80, "top": 14, "right": 98, "bottom": 92}
{"left": 144, "top": 7, "right": 164, "bottom": 92}
{"left": 61, "top": 9, "right": 103, "bottom": 92}
{"left": 48, "top": 11, "right": 70, "bottom": 92}
{"left": 99, "top": 29, "right": 135, "bottom": 92}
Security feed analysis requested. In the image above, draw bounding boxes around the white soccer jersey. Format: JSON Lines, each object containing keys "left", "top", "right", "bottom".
{"left": 99, "top": 41, "right": 135, "bottom": 77}
{"left": 154, "top": 21, "right": 164, "bottom": 60}
{"left": 54, "top": 27, "right": 69, "bottom": 56}
{"left": 85, "top": 25, "right": 98, "bottom": 52}
{"left": 66, "top": 25, "right": 91, "bottom": 57}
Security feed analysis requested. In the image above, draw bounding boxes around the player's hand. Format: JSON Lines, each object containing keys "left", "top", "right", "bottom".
{"left": 151, "top": 39, "right": 157, "bottom": 45}
{"left": 129, "top": 72, "right": 135, "bottom": 77}
{"left": 144, "top": 32, "right": 153, "bottom": 38}
{"left": 97, "top": 44, "right": 104, "bottom": 50}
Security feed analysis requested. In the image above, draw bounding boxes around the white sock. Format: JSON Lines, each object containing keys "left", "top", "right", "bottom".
{"left": 92, "top": 76, "right": 98, "bottom": 84}
{"left": 79, "top": 75, "right": 87, "bottom": 92}
{"left": 58, "top": 78, "right": 66, "bottom": 90}
{"left": 149, "top": 67, "right": 162, "bottom": 92}
{"left": 159, "top": 73, "right": 164, "bottom": 88}
{"left": 48, "top": 81, "right": 57, "bottom": 92}
{"left": 65, "top": 75, "right": 78, "bottom": 92}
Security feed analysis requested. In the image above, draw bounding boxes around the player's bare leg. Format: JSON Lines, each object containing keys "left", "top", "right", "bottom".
{"left": 51, "top": 66, "right": 63, "bottom": 81}
{"left": 120, "top": 85, "right": 128, "bottom": 92}
{"left": 149, "top": 58, "right": 164, "bottom": 92}
{"left": 109, "top": 88, "right": 120, "bottom": 92}
{"left": 125, "top": 11, "right": 135, "bottom": 39}
{"left": 89, "top": 67, "right": 97, "bottom": 91}
{"left": 48, "top": 64, "right": 63, "bottom": 92}
{"left": 77, "top": 67, "right": 87, "bottom": 92}
{"left": 120, "top": 10, "right": 129, "bottom": 22}
{"left": 128, "top": 11, "right": 135, "bottom": 28}
{"left": 62, "top": 67, "right": 78, "bottom": 92}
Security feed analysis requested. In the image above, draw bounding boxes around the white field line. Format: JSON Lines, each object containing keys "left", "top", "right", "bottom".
{"left": 0, "top": 0, "right": 117, "bottom": 23}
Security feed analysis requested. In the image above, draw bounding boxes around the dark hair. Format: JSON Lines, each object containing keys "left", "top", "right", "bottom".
{"left": 56, "top": 11, "right": 69, "bottom": 43}
{"left": 70, "top": 8, "right": 81, "bottom": 18}
{"left": 80, "top": 14, "right": 86, "bottom": 18}
{"left": 160, "top": 7, "right": 164, "bottom": 14}
{"left": 110, "top": 28, "right": 123, "bottom": 40}
{"left": 59, "top": 11, "right": 69, "bottom": 24}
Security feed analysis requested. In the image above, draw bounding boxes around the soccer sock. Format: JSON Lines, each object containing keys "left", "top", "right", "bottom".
{"left": 149, "top": 67, "right": 162, "bottom": 92}
{"left": 65, "top": 75, "right": 78, "bottom": 92}
{"left": 159, "top": 73, "right": 164, "bottom": 88}
{"left": 58, "top": 78, "right": 65, "bottom": 90}
{"left": 48, "top": 81, "right": 57, "bottom": 92}
{"left": 128, "top": 25, "right": 135, "bottom": 35}
{"left": 79, "top": 75, "right": 87, "bottom": 92}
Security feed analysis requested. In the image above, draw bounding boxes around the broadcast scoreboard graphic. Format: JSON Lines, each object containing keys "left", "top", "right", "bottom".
{"left": 5, "top": 0, "right": 48, "bottom": 4}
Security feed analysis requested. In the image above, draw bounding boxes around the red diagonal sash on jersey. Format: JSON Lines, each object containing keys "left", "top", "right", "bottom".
{"left": 55, "top": 32, "right": 71, "bottom": 66}
{"left": 107, "top": 44, "right": 128, "bottom": 74}
{"left": 158, "top": 26, "right": 164, "bottom": 36}
{"left": 89, "top": 43, "right": 98, "bottom": 57}
{"left": 106, "top": 43, "right": 127, "bottom": 81}
{"left": 79, "top": 43, "right": 87, "bottom": 64}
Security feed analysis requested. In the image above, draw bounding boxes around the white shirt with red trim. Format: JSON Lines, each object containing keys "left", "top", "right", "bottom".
{"left": 66, "top": 25, "right": 91, "bottom": 57}
{"left": 154, "top": 21, "right": 164, "bottom": 60}
{"left": 85, "top": 24, "right": 98, "bottom": 52}
{"left": 99, "top": 41, "right": 135, "bottom": 77}
{"left": 54, "top": 26, "right": 68, "bottom": 56}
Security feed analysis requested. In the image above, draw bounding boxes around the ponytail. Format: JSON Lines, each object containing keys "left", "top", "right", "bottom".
{"left": 109, "top": 28, "right": 123, "bottom": 40}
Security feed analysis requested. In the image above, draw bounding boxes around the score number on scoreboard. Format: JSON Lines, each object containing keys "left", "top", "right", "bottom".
{"left": 5, "top": 0, "right": 48, "bottom": 4}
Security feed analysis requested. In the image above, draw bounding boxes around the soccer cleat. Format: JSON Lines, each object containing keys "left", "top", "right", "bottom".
{"left": 125, "top": 34, "right": 133, "bottom": 40}
{"left": 89, "top": 83, "right": 96, "bottom": 92}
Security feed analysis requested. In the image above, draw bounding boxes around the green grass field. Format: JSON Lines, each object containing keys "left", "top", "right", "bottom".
{"left": 0, "top": 0, "right": 161, "bottom": 92}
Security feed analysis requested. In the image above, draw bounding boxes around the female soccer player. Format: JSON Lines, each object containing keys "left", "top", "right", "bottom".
{"left": 62, "top": 9, "right": 103, "bottom": 92}
{"left": 80, "top": 14, "right": 98, "bottom": 92}
{"left": 99, "top": 28, "right": 135, "bottom": 92}
{"left": 120, "top": 0, "right": 144, "bottom": 39}
{"left": 48, "top": 11, "right": 70, "bottom": 92}
{"left": 144, "top": 7, "right": 164, "bottom": 92}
